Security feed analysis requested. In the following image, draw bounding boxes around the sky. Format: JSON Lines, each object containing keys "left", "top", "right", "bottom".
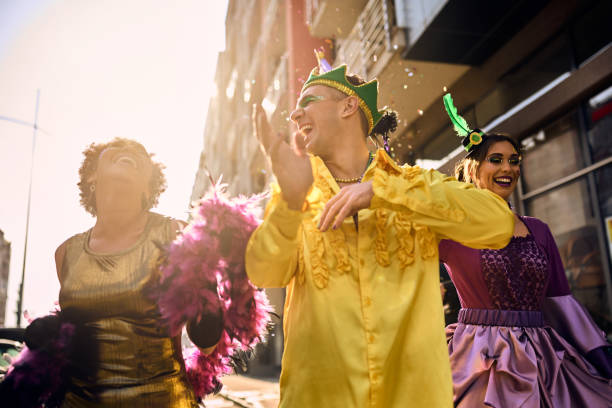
{"left": 0, "top": 0, "right": 228, "bottom": 326}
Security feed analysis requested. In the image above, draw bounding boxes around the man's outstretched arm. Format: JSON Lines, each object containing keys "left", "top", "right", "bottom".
{"left": 246, "top": 104, "right": 312, "bottom": 287}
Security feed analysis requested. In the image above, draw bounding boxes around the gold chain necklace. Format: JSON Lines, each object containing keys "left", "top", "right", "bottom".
{"left": 334, "top": 175, "right": 361, "bottom": 183}
{"left": 334, "top": 152, "right": 374, "bottom": 184}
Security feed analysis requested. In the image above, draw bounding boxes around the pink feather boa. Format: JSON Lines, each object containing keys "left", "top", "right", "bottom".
{"left": 153, "top": 183, "right": 272, "bottom": 398}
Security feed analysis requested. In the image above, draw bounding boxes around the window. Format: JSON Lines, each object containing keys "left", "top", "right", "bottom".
{"left": 521, "top": 105, "right": 611, "bottom": 330}
{"left": 520, "top": 111, "right": 584, "bottom": 192}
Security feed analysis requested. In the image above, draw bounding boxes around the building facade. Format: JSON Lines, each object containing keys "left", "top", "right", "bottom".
{"left": 0, "top": 230, "right": 11, "bottom": 327}
{"left": 423, "top": 0, "right": 612, "bottom": 332}
{"left": 191, "top": 0, "right": 331, "bottom": 373}
{"left": 192, "top": 0, "right": 612, "bottom": 368}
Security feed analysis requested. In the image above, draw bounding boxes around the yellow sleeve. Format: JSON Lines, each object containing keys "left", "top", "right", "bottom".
{"left": 245, "top": 187, "right": 307, "bottom": 288}
{"left": 369, "top": 166, "right": 514, "bottom": 249}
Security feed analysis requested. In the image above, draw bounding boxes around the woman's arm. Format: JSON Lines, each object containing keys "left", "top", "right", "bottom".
{"left": 54, "top": 240, "right": 68, "bottom": 282}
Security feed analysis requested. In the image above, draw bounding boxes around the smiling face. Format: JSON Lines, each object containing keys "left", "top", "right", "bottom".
{"left": 289, "top": 85, "right": 346, "bottom": 156}
{"left": 94, "top": 142, "right": 154, "bottom": 189}
{"left": 78, "top": 138, "right": 167, "bottom": 216}
{"left": 473, "top": 141, "right": 521, "bottom": 200}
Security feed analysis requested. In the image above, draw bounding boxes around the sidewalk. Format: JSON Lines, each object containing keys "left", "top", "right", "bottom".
{"left": 203, "top": 375, "right": 280, "bottom": 408}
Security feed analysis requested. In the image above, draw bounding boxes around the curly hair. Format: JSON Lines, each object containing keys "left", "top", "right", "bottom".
{"left": 454, "top": 133, "right": 522, "bottom": 184}
{"left": 77, "top": 138, "right": 167, "bottom": 216}
{"left": 340, "top": 74, "right": 399, "bottom": 142}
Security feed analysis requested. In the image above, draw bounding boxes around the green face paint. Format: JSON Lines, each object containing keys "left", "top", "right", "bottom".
{"left": 297, "top": 94, "right": 325, "bottom": 109}
{"left": 486, "top": 155, "right": 521, "bottom": 166}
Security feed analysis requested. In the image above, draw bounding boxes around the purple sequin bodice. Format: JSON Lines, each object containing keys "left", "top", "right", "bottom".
{"left": 480, "top": 235, "right": 548, "bottom": 310}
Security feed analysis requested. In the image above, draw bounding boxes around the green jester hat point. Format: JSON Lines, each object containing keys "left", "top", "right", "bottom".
{"left": 302, "top": 65, "right": 384, "bottom": 134}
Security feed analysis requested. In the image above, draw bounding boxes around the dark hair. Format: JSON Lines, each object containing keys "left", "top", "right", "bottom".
{"left": 371, "top": 110, "right": 398, "bottom": 153}
{"left": 78, "top": 138, "right": 167, "bottom": 216}
{"left": 454, "top": 133, "right": 522, "bottom": 183}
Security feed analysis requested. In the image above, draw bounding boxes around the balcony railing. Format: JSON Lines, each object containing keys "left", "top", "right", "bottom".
{"left": 335, "top": 0, "right": 400, "bottom": 78}
{"left": 305, "top": 0, "right": 368, "bottom": 39}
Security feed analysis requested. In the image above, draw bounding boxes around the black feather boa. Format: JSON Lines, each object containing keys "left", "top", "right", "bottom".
{"left": 0, "top": 310, "right": 97, "bottom": 407}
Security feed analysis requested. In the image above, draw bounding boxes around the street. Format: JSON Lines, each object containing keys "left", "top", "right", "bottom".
{"left": 203, "top": 375, "right": 280, "bottom": 408}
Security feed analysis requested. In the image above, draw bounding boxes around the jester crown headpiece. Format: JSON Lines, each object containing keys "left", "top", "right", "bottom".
{"left": 301, "top": 51, "right": 384, "bottom": 135}
{"left": 443, "top": 93, "right": 487, "bottom": 155}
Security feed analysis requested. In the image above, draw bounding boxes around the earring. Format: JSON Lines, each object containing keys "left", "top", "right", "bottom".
{"left": 88, "top": 183, "right": 97, "bottom": 214}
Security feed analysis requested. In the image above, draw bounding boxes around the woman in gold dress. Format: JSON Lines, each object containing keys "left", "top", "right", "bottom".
{"left": 54, "top": 138, "right": 221, "bottom": 407}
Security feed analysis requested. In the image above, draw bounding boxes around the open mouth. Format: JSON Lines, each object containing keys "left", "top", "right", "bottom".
{"left": 494, "top": 176, "right": 513, "bottom": 187}
{"left": 114, "top": 155, "right": 138, "bottom": 169}
{"left": 299, "top": 125, "right": 313, "bottom": 137}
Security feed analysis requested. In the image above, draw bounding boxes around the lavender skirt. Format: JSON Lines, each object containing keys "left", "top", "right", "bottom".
{"left": 446, "top": 308, "right": 612, "bottom": 408}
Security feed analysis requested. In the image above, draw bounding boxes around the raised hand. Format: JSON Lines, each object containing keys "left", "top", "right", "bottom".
{"left": 253, "top": 104, "right": 313, "bottom": 210}
{"left": 318, "top": 181, "right": 374, "bottom": 231}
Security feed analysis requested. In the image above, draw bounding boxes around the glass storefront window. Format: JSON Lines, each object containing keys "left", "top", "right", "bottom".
{"left": 525, "top": 178, "right": 610, "bottom": 329}
{"left": 587, "top": 85, "right": 612, "bottom": 202}
{"left": 526, "top": 180, "right": 591, "bottom": 237}
{"left": 595, "top": 163, "right": 612, "bottom": 260}
{"left": 586, "top": 86, "right": 612, "bottom": 332}
{"left": 520, "top": 111, "right": 585, "bottom": 192}
{"left": 521, "top": 91, "right": 612, "bottom": 331}
{"left": 521, "top": 81, "right": 612, "bottom": 331}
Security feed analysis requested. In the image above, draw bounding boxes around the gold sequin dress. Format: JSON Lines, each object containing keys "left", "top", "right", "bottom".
{"left": 58, "top": 212, "right": 198, "bottom": 407}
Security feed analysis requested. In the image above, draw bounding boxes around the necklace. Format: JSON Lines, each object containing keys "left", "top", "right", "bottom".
{"left": 334, "top": 152, "right": 374, "bottom": 184}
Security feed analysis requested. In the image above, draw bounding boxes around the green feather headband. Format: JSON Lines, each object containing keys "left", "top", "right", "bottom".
{"left": 443, "top": 93, "right": 486, "bottom": 154}
{"left": 302, "top": 65, "right": 383, "bottom": 134}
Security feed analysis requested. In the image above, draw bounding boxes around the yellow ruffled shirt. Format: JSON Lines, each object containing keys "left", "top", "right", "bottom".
{"left": 246, "top": 149, "right": 514, "bottom": 408}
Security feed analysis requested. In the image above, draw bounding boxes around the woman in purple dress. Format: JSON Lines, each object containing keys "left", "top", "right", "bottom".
{"left": 439, "top": 95, "right": 612, "bottom": 407}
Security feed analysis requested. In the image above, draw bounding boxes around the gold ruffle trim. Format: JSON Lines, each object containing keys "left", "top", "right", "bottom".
{"left": 302, "top": 220, "right": 350, "bottom": 289}
{"left": 329, "top": 228, "right": 351, "bottom": 275}
{"left": 372, "top": 168, "right": 465, "bottom": 223}
{"left": 402, "top": 165, "right": 423, "bottom": 181}
{"left": 304, "top": 222, "right": 329, "bottom": 289}
{"left": 300, "top": 152, "right": 441, "bottom": 289}
{"left": 374, "top": 209, "right": 391, "bottom": 267}
{"left": 374, "top": 211, "right": 437, "bottom": 267}
{"left": 414, "top": 224, "right": 437, "bottom": 259}
{"left": 394, "top": 213, "right": 415, "bottom": 267}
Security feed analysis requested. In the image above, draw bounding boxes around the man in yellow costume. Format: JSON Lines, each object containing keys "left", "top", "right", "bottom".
{"left": 247, "top": 61, "right": 514, "bottom": 407}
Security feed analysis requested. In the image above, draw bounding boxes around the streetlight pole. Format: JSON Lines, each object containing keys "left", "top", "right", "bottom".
{"left": 0, "top": 91, "right": 47, "bottom": 327}
{"left": 7, "top": 90, "right": 40, "bottom": 327}
{"left": 15, "top": 89, "right": 40, "bottom": 327}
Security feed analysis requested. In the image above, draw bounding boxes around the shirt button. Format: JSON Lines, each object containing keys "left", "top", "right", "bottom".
{"left": 364, "top": 297, "right": 372, "bottom": 307}
{"left": 359, "top": 259, "right": 365, "bottom": 267}
{"left": 368, "top": 334, "right": 375, "bottom": 343}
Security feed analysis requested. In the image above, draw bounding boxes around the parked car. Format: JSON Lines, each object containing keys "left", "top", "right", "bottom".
{"left": 0, "top": 328, "right": 24, "bottom": 380}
